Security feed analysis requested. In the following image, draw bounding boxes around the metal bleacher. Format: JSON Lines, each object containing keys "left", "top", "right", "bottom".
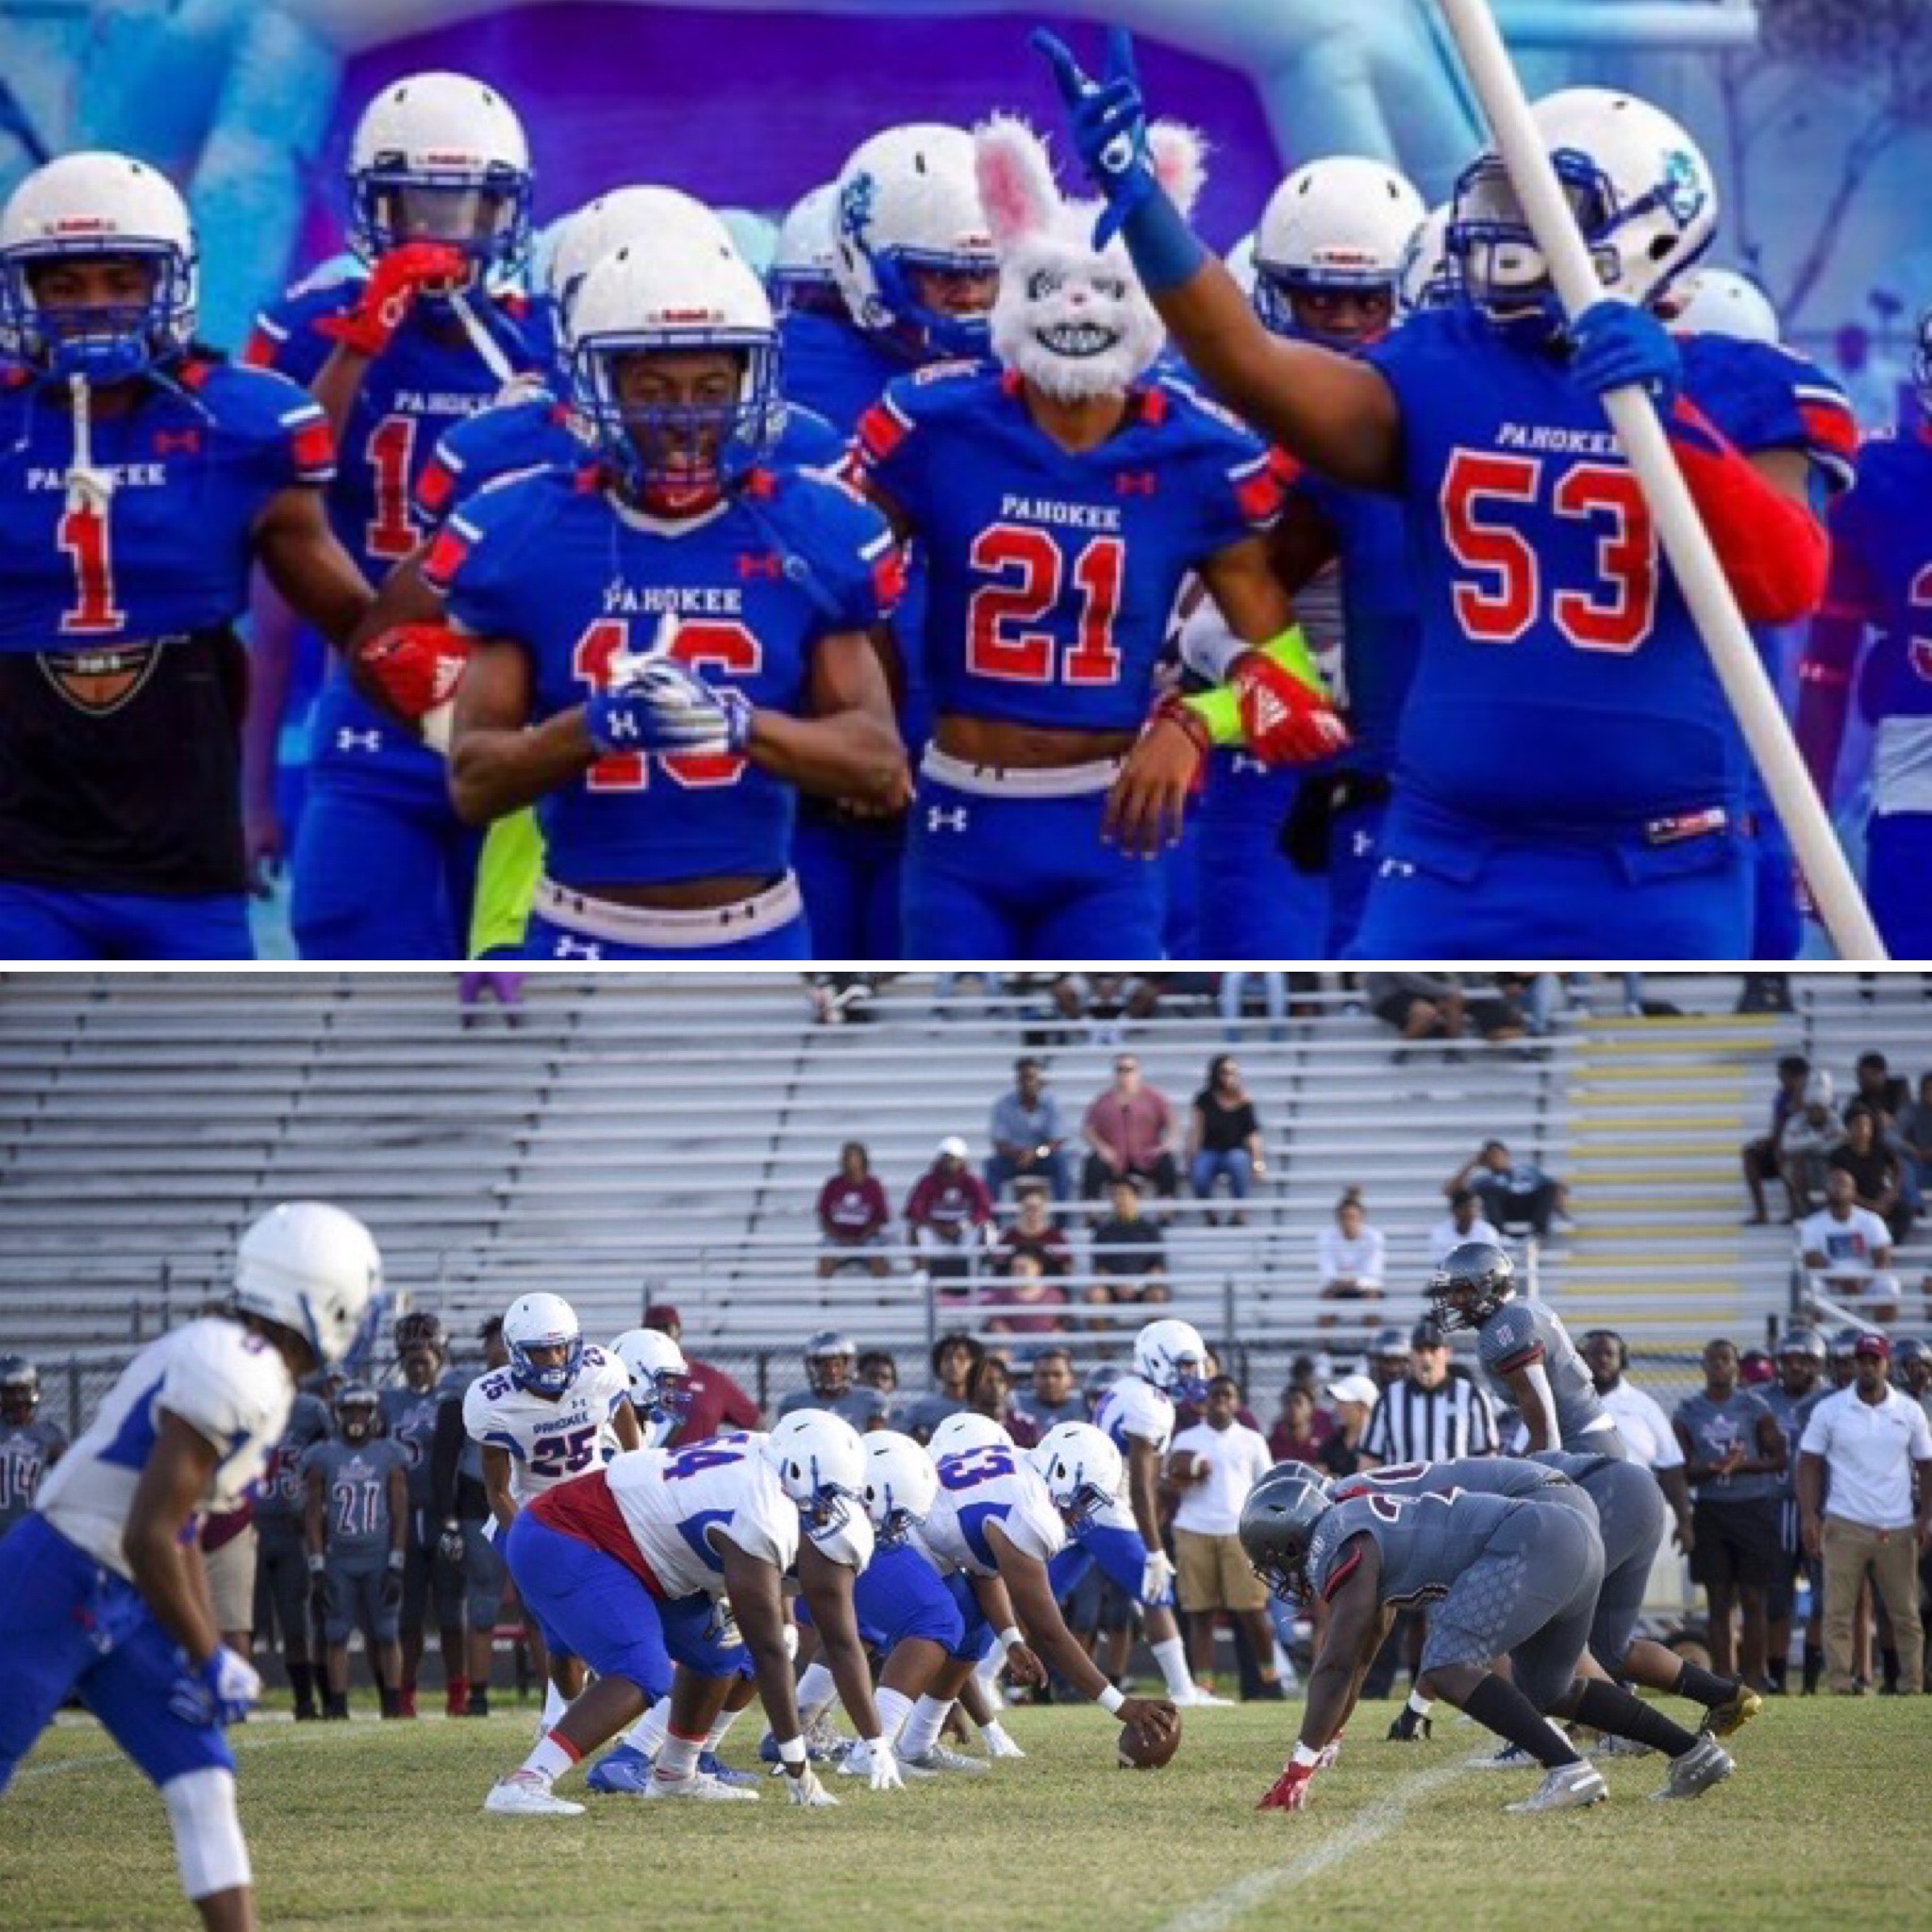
{"left": 4, "top": 972, "right": 1930, "bottom": 1420}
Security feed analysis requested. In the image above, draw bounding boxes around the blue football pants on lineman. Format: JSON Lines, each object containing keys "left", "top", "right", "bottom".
{"left": 793, "top": 815, "right": 905, "bottom": 960}
{"left": 0, "top": 882, "right": 253, "bottom": 959}
{"left": 904, "top": 774, "right": 1164, "bottom": 959}
{"left": 291, "top": 781, "right": 481, "bottom": 960}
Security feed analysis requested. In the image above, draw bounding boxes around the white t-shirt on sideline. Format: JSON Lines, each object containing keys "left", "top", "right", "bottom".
{"left": 1170, "top": 1420, "right": 1274, "bottom": 1537}
{"left": 1317, "top": 1225, "right": 1386, "bottom": 1290}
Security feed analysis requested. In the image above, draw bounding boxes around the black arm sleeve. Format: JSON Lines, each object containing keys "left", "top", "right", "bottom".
{"left": 429, "top": 1396, "right": 464, "bottom": 1523}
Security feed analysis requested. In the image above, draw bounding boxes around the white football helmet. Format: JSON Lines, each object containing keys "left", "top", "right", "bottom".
{"left": 502, "top": 1291, "right": 582, "bottom": 1399}
{"left": 861, "top": 1431, "right": 940, "bottom": 1544}
{"left": 1225, "top": 232, "right": 1257, "bottom": 300}
{"left": 929, "top": 1410, "right": 1011, "bottom": 1459}
{"left": 770, "top": 182, "right": 843, "bottom": 316}
{"left": 1030, "top": 1422, "right": 1123, "bottom": 1530}
{"left": 763, "top": 1408, "right": 868, "bottom": 1534}
{"left": 1134, "top": 1318, "right": 1210, "bottom": 1404}
{"left": 232, "top": 1202, "right": 383, "bottom": 1371}
{"left": 1671, "top": 266, "right": 1779, "bottom": 347}
{"left": 546, "top": 186, "right": 733, "bottom": 317}
{"left": 832, "top": 123, "right": 996, "bottom": 358}
{"left": 1450, "top": 87, "right": 1716, "bottom": 329}
{"left": 0, "top": 152, "right": 197, "bottom": 379}
{"left": 567, "top": 230, "right": 783, "bottom": 496}
{"left": 1252, "top": 156, "right": 1424, "bottom": 338}
{"left": 610, "top": 1326, "right": 690, "bottom": 1441}
{"left": 347, "top": 71, "right": 532, "bottom": 274}
{"left": 1396, "top": 203, "right": 1458, "bottom": 320}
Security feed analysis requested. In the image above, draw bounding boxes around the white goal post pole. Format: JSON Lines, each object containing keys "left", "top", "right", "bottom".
{"left": 1434, "top": 0, "right": 1887, "bottom": 960}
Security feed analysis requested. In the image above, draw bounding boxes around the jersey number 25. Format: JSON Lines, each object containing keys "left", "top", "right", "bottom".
{"left": 966, "top": 526, "right": 1124, "bottom": 685}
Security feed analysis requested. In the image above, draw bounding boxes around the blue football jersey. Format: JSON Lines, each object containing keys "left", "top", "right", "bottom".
{"left": 425, "top": 464, "right": 902, "bottom": 888}
{"left": 781, "top": 309, "right": 913, "bottom": 437}
{"left": 1368, "top": 309, "right": 1855, "bottom": 828}
{"left": 854, "top": 367, "right": 1283, "bottom": 734}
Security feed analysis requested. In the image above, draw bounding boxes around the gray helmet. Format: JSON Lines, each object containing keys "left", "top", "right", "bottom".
{"left": 805, "top": 1329, "right": 858, "bottom": 1398}
{"left": 1426, "top": 1241, "right": 1516, "bottom": 1331}
{"left": 1776, "top": 1325, "right": 1827, "bottom": 1363}
{"left": 0, "top": 1355, "right": 40, "bottom": 1420}
{"left": 334, "top": 1383, "right": 381, "bottom": 1441}
{"left": 1238, "top": 1461, "right": 1333, "bottom": 1606}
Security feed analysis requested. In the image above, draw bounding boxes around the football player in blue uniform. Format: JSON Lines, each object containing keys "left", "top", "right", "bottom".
{"left": 769, "top": 182, "right": 843, "bottom": 323}
{"left": 243, "top": 73, "right": 544, "bottom": 959}
{"left": 1041, "top": 31, "right": 1852, "bottom": 957}
{"left": 1188, "top": 156, "right": 1425, "bottom": 957}
{"left": 421, "top": 234, "right": 906, "bottom": 960}
{"left": 0, "top": 153, "right": 371, "bottom": 961}
{"left": 850, "top": 116, "right": 1343, "bottom": 958}
{"left": 783, "top": 125, "right": 1001, "bottom": 959}
{"left": 1798, "top": 303, "right": 1932, "bottom": 958}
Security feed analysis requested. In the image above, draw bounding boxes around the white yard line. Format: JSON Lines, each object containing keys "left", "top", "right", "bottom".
{"left": 1158, "top": 1764, "right": 1470, "bottom": 1932}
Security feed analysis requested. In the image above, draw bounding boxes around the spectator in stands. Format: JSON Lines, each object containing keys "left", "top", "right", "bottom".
{"left": 1011, "top": 1346, "right": 1085, "bottom": 1446}
{"left": 905, "top": 1137, "right": 996, "bottom": 1288}
{"left": 894, "top": 1332, "right": 984, "bottom": 1442}
{"left": 1319, "top": 1373, "right": 1378, "bottom": 1477}
{"left": 1780, "top": 1072, "right": 1846, "bottom": 1218}
{"left": 1219, "top": 971, "right": 1287, "bottom": 1042}
{"left": 857, "top": 1350, "right": 898, "bottom": 1396}
{"left": 1090, "top": 1176, "right": 1169, "bottom": 1304}
{"left": 1830, "top": 1106, "right": 1911, "bottom": 1244}
{"left": 1581, "top": 1329, "right": 1693, "bottom": 1548}
{"left": 1187, "top": 1055, "right": 1266, "bottom": 1224}
{"left": 1525, "top": 973, "right": 1645, "bottom": 1033}
{"left": 1674, "top": 1338, "right": 1788, "bottom": 1690}
{"left": 643, "top": 1304, "right": 762, "bottom": 1445}
{"left": 1167, "top": 1374, "right": 1283, "bottom": 1701}
{"left": 966, "top": 1354, "right": 1026, "bottom": 1435}
{"left": 1850, "top": 1050, "right": 1909, "bottom": 1127}
{"left": 1798, "top": 1333, "right": 1932, "bottom": 1696}
{"left": 1367, "top": 971, "right": 1465, "bottom": 1054}
{"left": 1056, "top": 973, "right": 1167, "bottom": 1042}
{"left": 986, "top": 1057, "right": 1073, "bottom": 1202}
{"left": 1267, "top": 1384, "right": 1335, "bottom": 1466}
{"left": 1428, "top": 1187, "right": 1503, "bottom": 1267}
{"left": 1798, "top": 1171, "right": 1903, "bottom": 1324}
{"left": 1895, "top": 1073, "right": 1932, "bottom": 1214}
{"left": 1316, "top": 1190, "right": 1386, "bottom": 1328}
{"left": 1080, "top": 1055, "right": 1179, "bottom": 1200}
{"left": 993, "top": 1183, "right": 1074, "bottom": 1278}
{"left": 1360, "top": 1321, "right": 1500, "bottom": 1467}
{"left": 458, "top": 970, "right": 525, "bottom": 1029}
{"left": 816, "top": 1141, "right": 892, "bottom": 1278}
{"left": 1742, "top": 1055, "right": 1813, "bottom": 1224}
{"left": 984, "top": 1252, "right": 1072, "bottom": 1338}
{"left": 1445, "top": 1139, "right": 1569, "bottom": 1240}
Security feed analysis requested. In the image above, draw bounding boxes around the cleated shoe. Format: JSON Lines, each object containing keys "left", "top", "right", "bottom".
{"left": 697, "top": 1751, "right": 759, "bottom": 1787}
{"left": 584, "top": 1743, "right": 655, "bottom": 1794}
{"left": 898, "top": 1743, "right": 991, "bottom": 1776}
{"left": 1505, "top": 1762, "right": 1608, "bottom": 1814}
{"left": 1701, "top": 1686, "right": 1763, "bottom": 1739}
{"left": 642, "top": 1769, "right": 760, "bottom": 1802}
{"left": 1595, "top": 1733, "right": 1655, "bottom": 1758}
{"left": 1652, "top": 1735, "right": 1735, "bottom": 1802}
{"left": 1172, "top": 1683, "right": 1236, "bottom": 1707}
{"left": 484, "top": 1771, "right": 585, "bottom": 1817}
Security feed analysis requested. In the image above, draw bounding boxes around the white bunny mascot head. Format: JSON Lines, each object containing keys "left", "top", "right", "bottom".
{"left": 974, "top": 114, "right": 1205, "bottom": 403}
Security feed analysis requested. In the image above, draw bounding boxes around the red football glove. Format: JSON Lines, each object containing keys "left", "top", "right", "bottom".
{"left": 1229, "top": 649, "right": 1351, "bottom": 764}
{"left": 317, "top": 242, "right": 470, "bottom": 358}
{"left": 1257, "top": 1761, "right": 1316, "bottom": 1812}
{"left": 357, "top": 624, "right": 471, "bottom": 721}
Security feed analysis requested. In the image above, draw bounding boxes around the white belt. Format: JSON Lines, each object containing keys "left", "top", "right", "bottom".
{"left": 922, "top": 746, "right": 1123, "bottom": 800}
{"left": 535, "top": 873, "right": 801, "bottom": 949}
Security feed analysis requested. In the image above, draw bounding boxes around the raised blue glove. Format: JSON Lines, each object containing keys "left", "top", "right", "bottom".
{"left": 168, "top": 1644, "right": 262, "bottom": 1728}
{"left": 1033, "top": 25, "right": 1155, "bottom": 246}
{"left": 586, "top": 657, "right": 752, "bottom": 758}
{"left": 1568, "top": 299, "right": 1682, "bottom": 406}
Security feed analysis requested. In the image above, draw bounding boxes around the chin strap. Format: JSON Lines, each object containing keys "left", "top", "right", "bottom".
{"left": 65, "top": 372, "right": 116, "bottom": 513}
{"left": 448, "top": 289, "right": 519, "bottom": 388}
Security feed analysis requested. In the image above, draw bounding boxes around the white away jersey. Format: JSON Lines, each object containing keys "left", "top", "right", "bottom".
{"left": 604, "top": 1439, "right": 801, "bottom": 1599}
{"left": 463, "top": 1343, "right": 630, "bottom": 1507}
{"left": 925, "top": 1443, "right": 1067, "bottom": 1577}
{"left": 1094, "top": 1374, "right": 1175, "bottom": 1459}
{"left": 35, "top": 1319, "right": 292, "bottom": 1579}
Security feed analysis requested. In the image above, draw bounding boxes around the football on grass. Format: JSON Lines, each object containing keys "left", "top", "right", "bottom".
{"left": 1116, "top": 1710, "right": 1182, "bottom": 1770}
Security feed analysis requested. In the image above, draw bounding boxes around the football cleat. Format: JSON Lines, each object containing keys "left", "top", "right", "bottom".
{"left": 642, "top": 1769, "right": 760, "bottom": 1802}
{"left": 584, "top": 1743, "right": 655, "bottom": 1794}
{"left": 1471, "top": 1718, "right": 1570, "bottom": 1769}
{"left": 1652, "top": 1735, "right": 1734, "bottom": 1802}
{"left": 1505, "top": 1762, "right": 1607, "bottom": 1814}
{"left": 1594, "top": 1733, "right": 1655, "bottom": 1758}
{"left": 697, "top": 1751, "right": 759, "bottom": 1787}
{"left": 1171, "top": 1684, "right": 1236, "bottom": 1708}
{"left": 897, "top": 1743, "right": 990, "bottom": 1777}
{"left": 1700, "top": 1686, "right": 1763, "bottom": 1739}
{"left": 483, "top": 1771, "right": 585, "bottom": 1817}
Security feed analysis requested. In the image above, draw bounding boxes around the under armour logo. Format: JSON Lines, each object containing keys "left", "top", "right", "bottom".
{"left": 553, "top": 936, "right": 604, "bottom": 959}
{"left": 737, "top": 551, "right": 783, "bottom": 580}
{"left": 1231, "top": 754, "right": 1267, "bottom": 778}
{"left": 1350, "top": 829, "right": 1375, "bottom": 859}
{"left": 153, "top": 429, "right": 201, "bottom": 457}
{"left": 336, "top": 728, "right": 382, "bottom": 753}
{"left": 927, "top": 806, "right": 969, "bottom": 834}
{"left": 603, "top": 711, "right": 639, "bottom": 741}
{"left": 1115, "top": 470, "right": 1158, "bottom": 497}
{"left": 1378, "top": 858, "right": 1417, "bottom": 879}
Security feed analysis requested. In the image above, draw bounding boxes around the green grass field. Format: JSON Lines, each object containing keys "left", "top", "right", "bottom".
{"left": 4, "top": 1697, "right": 1926, "bottom": 1932}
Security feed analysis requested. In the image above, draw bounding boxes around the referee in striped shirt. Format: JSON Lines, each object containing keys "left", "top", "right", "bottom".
{"left": 1360, "top": 1319, "right": 1501, "bottom": 1467}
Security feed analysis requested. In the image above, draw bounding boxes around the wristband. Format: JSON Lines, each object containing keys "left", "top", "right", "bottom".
{"left": 776, "top": 1736, "right": 808, "bottom": 1768}
{"left": 1097, "top": 1685, "right": 1126, "bottom": 1716}
{"left": 1121, "top": 187, "right": 1208, "bottom": 295}
{"left": 997, "top": 1626, "right": 1024, "bottom": 1654}
{"left": 1151, "top": 691, "right": 1214, "bottom": 757}
{"left": 1183, "top": 685, "right": 1242, "bottom": 749}
{"left": 1291, "top": 1741, "right": 1323, "bottom": 1770}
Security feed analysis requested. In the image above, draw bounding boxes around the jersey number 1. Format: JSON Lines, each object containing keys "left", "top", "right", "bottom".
{"left": 966, "top": 525, "right": 1124, "bottom": 685}
{"left": 58, "top": 496, "right": 125, "bottom": 636}
{"left": 366, "top": 415, "right": 420, "bottom": 562}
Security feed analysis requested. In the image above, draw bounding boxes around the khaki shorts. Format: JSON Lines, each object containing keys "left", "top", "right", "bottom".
{"left": 204, "top": 1524, "right": 258, "bottom": 1636}
{"left": 1174, "top": 1527, "right": 1270, "bottom": 1614}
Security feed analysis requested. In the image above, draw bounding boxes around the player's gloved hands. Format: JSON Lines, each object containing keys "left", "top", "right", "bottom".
{"left": 784, "top": 1765, "right": 840, "bottom": 1807}
{"left": 586, "top": 656, "right": 753, "bottom": 758}
{"left": 1387, "top": 1707, "right": 1432, "bottom": 1743}
{"left": 1315, "top": 1729, "right": 1345, "bottom": 1772}
{"left": 317, "top": 242, "right": 470, "bottom": 358}
{"left": 1033, "top": 25, "right": 1156, "bottom": 246}
{"left": 381, "top": 1548, "right": 407, "bottom": 1611}
{"left": 1567, "top": 299, "right": 1682, "bottom": 406}
{"left": 850, "top": 1738, "right": 905, "bottom": 1791}
{"left": 437, "top": 1520, "right": 467, "bottom": 1567}
{"left": 1228, "top": 648, "right": 1351, "bottom": 765}
{"left": 1141, "top": 1549, "right": 1177, "bottom": 1603}
{"left": 1106, "top": 692, "right": 1209, "bottom": 858}
{"left": 357, "top": 624, "right": 471, "bottom": 724}
{"left": 1257, "top": 1759, "right": 1316, "bottom": 1812}
{"left": 169, "top": 1644, "right": 263, "bottom": 1728}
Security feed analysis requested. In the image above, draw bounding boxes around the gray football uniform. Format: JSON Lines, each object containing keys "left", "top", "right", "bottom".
{"left": 1477, "top": 1299, "right": 1627, "bottom": 1457}
{"left": 1308, "top": 1488, "right": 1605, "bottom": 1710}
{"left": 1530, "top": 1449, "right": 1667, "bottom": 1670}
{"left": 379, "top": 1382, "right": 445, "bottom": 1516}
{"left": 1760, "top": 1384, "right": 1824, "bottom": 1550}
{"left": 302, "top": 1436, "right": 408, "bottom": 1646}
{"left": 253, "top": 1391, "right": 331, "bottom": 1648}
{"left": 774, "top": 1386, "right": 886, "bottom": 1431}
{"left": 0, "top": 1418, "right": 68, "bottom": 1534}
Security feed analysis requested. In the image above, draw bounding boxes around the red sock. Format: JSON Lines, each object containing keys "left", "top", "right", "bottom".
{"left": 446, "top": 1677, "right": 471, "bottom": 1718}
{"left": 398, "top": 1685, "right": 418, "bottom": 1719}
